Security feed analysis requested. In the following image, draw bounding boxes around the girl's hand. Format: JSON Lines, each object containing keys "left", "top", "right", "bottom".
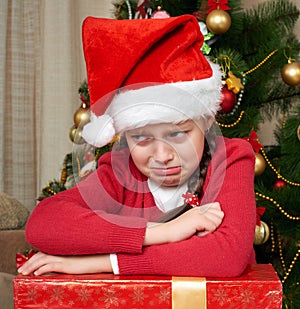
{"left": 144, "top": 202, "right": 224, "bottom": 245}
{"left": 17, "top": 251, "right": 112, "bottom": 276}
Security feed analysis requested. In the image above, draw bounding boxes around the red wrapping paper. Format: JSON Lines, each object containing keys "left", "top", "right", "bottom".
{"left": 14, "top": 264, "right": 282, "bottom": 309}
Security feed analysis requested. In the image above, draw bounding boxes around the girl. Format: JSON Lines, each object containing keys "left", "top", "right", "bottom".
{"left": 19, "top": 15, "right": 256, "bottom": 277}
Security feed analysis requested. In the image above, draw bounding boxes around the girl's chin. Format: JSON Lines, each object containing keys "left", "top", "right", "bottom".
{"left": 149, "top": 175, "right": 184, "bottom": 187}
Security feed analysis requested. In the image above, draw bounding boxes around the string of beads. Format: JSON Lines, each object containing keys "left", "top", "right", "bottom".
{"left": 215, "top": 110, "right": 245, "bottom": 128}
{"left": 260, "top": 148, "right": 300, "bottom": 187}
{"left": 255, "top": 192, "right": 300, "bottom": 220}
{"left": 270, "top": 223, "right": 299, "bottom": 285}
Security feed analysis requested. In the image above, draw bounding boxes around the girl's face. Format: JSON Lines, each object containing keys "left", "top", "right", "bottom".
{"left": 125, "top": 119, "right": 205, "bottom": 187}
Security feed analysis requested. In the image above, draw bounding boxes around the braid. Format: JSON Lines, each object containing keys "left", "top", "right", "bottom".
{"left": 188, "top": 130, "right": 215, "bottom": 199}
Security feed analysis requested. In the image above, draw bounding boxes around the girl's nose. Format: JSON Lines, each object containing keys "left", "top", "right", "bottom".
{"left": 152, "top": 139, "right": 174, "bottom": 163}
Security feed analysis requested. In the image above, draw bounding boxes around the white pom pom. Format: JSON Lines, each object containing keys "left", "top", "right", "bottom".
{"left": 82, "top": 113, "right": 115, "bottom": 147}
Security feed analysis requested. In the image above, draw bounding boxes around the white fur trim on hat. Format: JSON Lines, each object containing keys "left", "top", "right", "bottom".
{"left": 82, "top": 61, "right": 222, "bottom": 148}
{"left": 81, "top": 113, "right": 115, "bottom": 147}
{"left": 109, "top": 61, "right": 222, "bottom": 131}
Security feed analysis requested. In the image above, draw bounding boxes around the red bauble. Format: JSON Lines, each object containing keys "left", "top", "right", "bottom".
{"left": 273, "top": 179, "right": 287, "bottom": 190}
{"left": 220, "top": 85, "right": 237, "bottom": 113}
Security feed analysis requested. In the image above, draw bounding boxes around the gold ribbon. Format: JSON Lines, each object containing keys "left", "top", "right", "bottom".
{"left": 172, "top": 276, "right": 206, "bottom": 309}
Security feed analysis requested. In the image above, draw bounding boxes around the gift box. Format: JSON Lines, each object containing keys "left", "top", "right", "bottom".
{"left": 14, "top": 264, "right": 282, "bottom": 309}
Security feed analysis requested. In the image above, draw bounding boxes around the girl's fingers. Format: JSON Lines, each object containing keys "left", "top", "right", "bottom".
{"left": 18, "top": 252, "right": 57, "bottom": 275}
{"left": 33, "top": 262, "right": 61, "bottom": 276}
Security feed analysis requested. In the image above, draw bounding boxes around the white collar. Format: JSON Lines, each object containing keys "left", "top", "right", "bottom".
{"left": 147, "top": 179, "right": 188, "bottom": 213}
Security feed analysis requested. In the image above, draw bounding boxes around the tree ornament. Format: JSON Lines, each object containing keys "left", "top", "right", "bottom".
{"left": 73, "top": 103, "right": 90, "bottom": 128}
{"left": 255, "top": 152, "right": 266, "bottom": 176}
{"left": 254, "top": 221, "right": 270, "bottom": 245}
{"left": 69, "top": 125, "right": 85, "bottom": 144}
{"left": 273, "top": 178, "right": 287, "bottom": 190}
{"left": 219, "top": 85, "right": 236, "bottom": 113}
{"left": 206, "top": 9, "right": 231, "bottom": 34}
{"left": 207, "top": 0, "right": 231, "bottom": 13}
{"left": 281, "top": 60, "right": 300, "bottom": 86}
{"left": 245, "top": 130, "right": 263, "bottom": 153}
{"left": 151, "top": 6, "right": 170, "bottom": 19}
{"left": 297, "top": 124, "right": 300, "bottom": 141}
{"left": 225, "top": 71, "right": 244, "bottom": 94}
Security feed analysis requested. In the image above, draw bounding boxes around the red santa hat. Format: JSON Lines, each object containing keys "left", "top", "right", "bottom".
{"left": 81, "top": 15, "right": 222, "bottom": 147}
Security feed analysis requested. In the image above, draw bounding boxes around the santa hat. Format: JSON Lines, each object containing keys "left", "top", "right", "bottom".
{"left": 81, "top": 15, "right": 222, "bottom": 147}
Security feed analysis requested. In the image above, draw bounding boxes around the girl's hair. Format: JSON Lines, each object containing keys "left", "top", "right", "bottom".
{"left": 188, "top": 130, "right": 215, "bottom": 199}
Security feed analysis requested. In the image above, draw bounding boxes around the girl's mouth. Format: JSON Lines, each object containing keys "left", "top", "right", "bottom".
{"left": 150, "top": 166, "right": 181, "bottom": 176}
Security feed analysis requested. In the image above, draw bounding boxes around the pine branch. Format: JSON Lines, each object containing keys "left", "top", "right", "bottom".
{"left": 242, "top": 0, "right": 300, "bottom": 54}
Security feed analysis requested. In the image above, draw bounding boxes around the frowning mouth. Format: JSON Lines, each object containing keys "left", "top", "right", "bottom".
{"left": 150, "top": 166, "right": 181, "bottom": 176}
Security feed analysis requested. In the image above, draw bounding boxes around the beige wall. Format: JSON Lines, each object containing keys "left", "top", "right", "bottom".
{"left": 37, "top": 0, "right": 115, "bottom": 192}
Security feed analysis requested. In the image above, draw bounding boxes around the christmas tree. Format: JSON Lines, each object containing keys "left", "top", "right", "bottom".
{"left": 40, "top": 0, "right": 300, "bottom": 307}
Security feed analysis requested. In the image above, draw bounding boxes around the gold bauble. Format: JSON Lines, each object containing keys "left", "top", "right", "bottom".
{"left": 254, "top": 221, "right": 270, "bottom": 245}
{"left": 255, "top": 152, "right": 266, "bottom": 176}
{"left": 281, "top": 61, "right": 300, "bottom": 86}
{"left": 73, "top": 105, "right": 90, "bottom": 128}
{"left": 69, "top": 125, "right": 85, "bottom": 144}
{"left": 206, "top": 10, "right": 231, "bottom": 34}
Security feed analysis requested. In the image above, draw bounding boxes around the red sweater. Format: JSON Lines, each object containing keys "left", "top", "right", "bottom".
{"left": 26, "top": 137, "right": 256, "bottom": 277}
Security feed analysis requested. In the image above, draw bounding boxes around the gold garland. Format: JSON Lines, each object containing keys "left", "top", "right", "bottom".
{"left": 45, "top": 183, "right": 57, "bottom": 196}
{"left": 281, "top": 248, "right": 300, "bottom": 284}
{"left": 215, "top": 110, "right": 245, "bottom": 127}
{"left": 270, "top": 225, "right": 300, "bottom": 285}
{"left": 243, "top": 49, "right": 279, "bottom": 75}
{"left": 260, "top": 148, "right": 300, "bottom": 187}
{"left": 270, "top": 223, "right": 276, "bottom": 253}
{"left": 276, "top": 231, "right": 287, "bottom": 274}
{"left": 255, "top": 192, "right": 300, "bottom": 220}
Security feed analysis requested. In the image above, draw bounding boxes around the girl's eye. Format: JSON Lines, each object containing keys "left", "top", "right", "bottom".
{"left": 170, "top": 131, "right": 185, "bottom": 137}
{"left": 167, "top": 131, "right": 187, "bottom": 143}
{"left": 131, "top": 135, "right": 151, "bottom": 143}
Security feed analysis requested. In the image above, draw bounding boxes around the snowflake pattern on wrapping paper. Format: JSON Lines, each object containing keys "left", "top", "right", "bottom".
{"left": 47, "top": 285, "right": 65, "bottom": 305}
{"left": 155, "top": 286, "right": 171, "bottom": 304}
{"left": 68, "top": 299, "right": 75, "bottom": 306}
{"left": 99, "top": 286, "right": 123, "bottom": 308}
{"left": 42, "top": 284, "right": 47, "bottom": 291}
{"left": 129, "top": 286, "right": 149, "bottom": 304}
{"left": 41, "top": 300, "right": 49, "bottom": 308}
{"left": 75, "top": 286, "right": 94, "bottom": 306}
{"left": 25, "top": 285, "right": 41, "bottom": 304}
{"left": 209, "top": 285, "right": 229, "bottom": 306}
{"left": 209, "top": 284, "right": 259, "bottom": 308}
{"left": 233, "top": 286, "right": 257, "bottom": 306}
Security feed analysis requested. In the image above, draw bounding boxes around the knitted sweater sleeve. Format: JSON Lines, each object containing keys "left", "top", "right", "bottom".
{"left": 116, "top": 138, "right": 257, "bottom": 277}
{"left": 25, "top": 150, "right": 148, "bottom": 255}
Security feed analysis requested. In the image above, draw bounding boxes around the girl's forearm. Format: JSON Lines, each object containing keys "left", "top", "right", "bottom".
{"left": 143, "top": 223, "right": 168, "bottom": 246}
